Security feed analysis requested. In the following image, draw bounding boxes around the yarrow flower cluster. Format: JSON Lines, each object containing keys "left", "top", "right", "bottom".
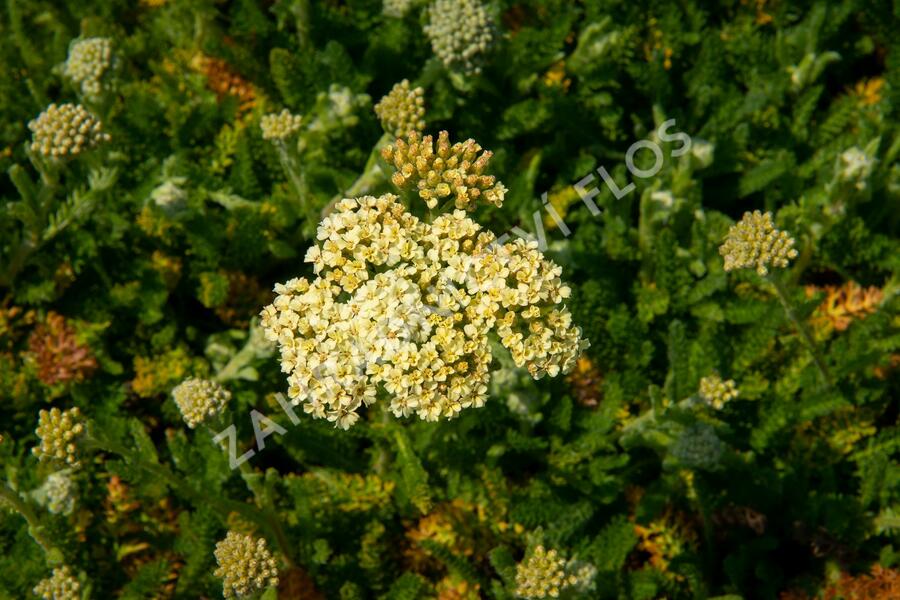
{"left": 33, "top": 566, "right": 81, "bottom": 600}
{"left": 64, "top": 37, "right": 112, "bottom": 97}
{"left": 33, "top": 407, "right": 86, "bottom": 468}
{"left": 698, "top": 374, "right": 739, "bottom": 410}
{"left": 671, "top": 423, "right": 724, "bottom": 470}
{"left": 261, "top": 193, "right": 587, "bottom": 429}
{"left": 260, "top": 109, "right": 303, "bottom": 141}
{"left": 719, "top": 210, "right": 798, "bottom": 276}
{"left": 424, "top": 0, "right": 495, "bottom": 75}
{"left": 44, "top": 470, "right": 77, "bottom": 515}
{"left": 172, "top": 377, "right": 231, "bottom": 428}
{"left": 28, "top": 103, "right": 110, "bottom": 159}
{"left": 214, "top": 531, "right": 279, "bottom": 598}
{"left": 381, "top": 130, "right": 507, "bottom": 211}
{"left": 837, "top": 147, "right": 876, "bottom": 190}
{"left": 374, "top": 79, "right": 426, "bottom": 137}
{"left": 514, "top": 545, "right": 595, "bottom": 599}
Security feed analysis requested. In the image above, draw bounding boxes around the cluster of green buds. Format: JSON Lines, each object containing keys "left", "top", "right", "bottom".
{"left": 33, "top": 407, "right": 86, "bottom": 468}
{"left": 698, "top": 374, "right": 739, "bottom": 410}
{"left": 214, "top": 531, "right": 280, "bottom": 598}
{"left": 172, "top": 377, "right": 231, "bottom": 429}
{"left": 514, "top": 545, "right": 595, "bottom": 598}
{"left": 33, "top": 566, "right": 81, "bottom": 600}
{"left": 719, "top": 210, "right": 798, "bottom": 276}
{"left": 423, "top": 0, "right": 495, "bottom": 75}
{"left": 383, "top": 0, "right": 414, "bottom": 18}
{"left": 28, "top": 103, "right": 110, "bottom": 159}
{"left": 671, "top": 423, "right": 724, "bottom": 470}
{"left": 43, "top": 470, "right": 77, "bottom": 515}
{"left": 381, "top": 130, "right": 506, "bottom": 211}
{"left": 64, "top": 37, "right": 113, "bottom": 98}
{"left": 260, "top": 109, "right": 303, "bottom": 141}
{"left": 374, "top": 79, "right": 426, "bottom": 137}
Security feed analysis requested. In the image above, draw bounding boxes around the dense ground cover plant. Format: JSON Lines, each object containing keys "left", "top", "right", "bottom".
{"left": 1, "top": 0, "right": 898, "bottom": 598}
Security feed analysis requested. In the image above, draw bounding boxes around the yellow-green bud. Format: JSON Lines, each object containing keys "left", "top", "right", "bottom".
{"left": 28, "top": 103, "right": 110, "bottom": 159}
{"left": 423, "top": 0, "right": 495, "bottom": 75}
{"left": 172, "top": 377, "right": 231, "bottom": 429}
{"left": 214, "top": 531, "right": 280, "bottom": 598}
{"left": 33, "top": 407, "right": 86, "bottom": 468}
{"left": 64, "top": 37, "right": 112, "bottom": 98}
{"left": 260, "top": 109, "right": 303, "bottom": 141}
{"left": 698, "top": 374, "right": 739, "bottom": 410}
{"left": 374, "top": 79, "right": 425, "bottom": 137}
{"left": 33, "top": 566, "right": 81, "bottom": 600}
{"left": 719, "top": 210, "right": 798, "bottom": 276}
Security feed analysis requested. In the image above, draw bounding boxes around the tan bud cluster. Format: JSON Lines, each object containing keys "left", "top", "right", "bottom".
{"left": 172, "top": 377, "right": 231, "bottom": 429}
{"left": 514, "top": 545, "right": 594, "bottom": 599}
{"left": 698, "top": 374, "right": 739, "bottom": 410}
{"left": 214, "top": 531, "right": 280, "bottom": 598}
{"left": 33, "top": 407, "right": 86, "bottom": 468}
{"left": 381, "top": 130, "right": 506, "bottom": 211}
{"left": 28, "top": 103, "right": 110, "bottom": 159}
{"left": 374, "top": 79, "right": 426, "bottom": 137}
{"left": 33, "top": 566, "right": 81, "bottom": 600}
{"left": 424, "top": 0, "right": 495, "bottom": 75}
{"left": 719, "top": 210, "right": 798, "bottom": 276}
{"left": 64, "top": 37, "right": 112, "bottom": 97}
{"left": 260, "top": 109, "right": 303, "bottom": 141}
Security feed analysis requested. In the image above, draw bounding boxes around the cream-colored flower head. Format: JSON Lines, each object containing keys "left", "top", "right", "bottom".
{"left": 381, "top": 130, "right": 506, "bottom": 211}
{"left": 29, "top": 103, "right": 110, "bottom": 159}
{"left": 260, "top": 194, "right": 587, "bottom": 429}
{"left": 64, "top": 37, "right": 112, "bottom": 97}
{"left": 514, "top": 545, "right": 594, "bottom": 599}
{"left": 698, "top": 374, "right": 739, "bottom": 410}
{"left": 214, "top": 531, "right": 279, "bottom": 599}
{"left": 374, "top": 79, "right": 425, "bottom": 137}
{"left": 44, "top": 470, "right": 77, "bottom": 515}
{"left": 33, "top": 407, "right": 86, "bottom": 468}
{"left": 34, "top": 566, "right": 80, "bottom": 600}
{"left": 424, "top": 0, "right": 494, "bottom": 74}
{"left": 719, "top": 210, "right": 798, "bottom": 276}
{"left": 172, "top": 377, "right": 231, "bottom": 428}
{"left": 383, "top": 0, "right": 414, "bottom": 18}
{"left": 260, "top": 109, "right": 303, "bottom": 141}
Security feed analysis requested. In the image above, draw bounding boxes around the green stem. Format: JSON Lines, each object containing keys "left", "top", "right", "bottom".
{"left": 0, "top": 481, "right": 63, "bottom": 564}
{"left": 767, "top": 274, "right": 833, "bottom": 387}
{"left": 321, "top": 133, "right": 392, "bottom": 218}
{"left": 86, "top": 430, "right": 296, "bottom": 567}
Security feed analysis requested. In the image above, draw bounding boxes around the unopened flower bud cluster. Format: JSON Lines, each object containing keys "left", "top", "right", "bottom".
{"left": 374, "top": 79, "right": 426, "bottom": 137}
{"left": 29, "top": 103, "right": 110, "bottom": 159}
{"left": 172, "top": 377, "right": 231, "bottom": 428}
{"left": 383, "top": 0, "right": 414, "bottom": 18}
{"left": 214, "top": 530, "right": 279, "bottom": 598}
{"left": 514, "top": 545, "right": 594, "bottom": 599}
{"left": 698, "top": 374, "right": 739, "bottom": 410}
{"left": 260, "top": 109, "right": 303, "bottom": 141}
{"left": 382, "top": 130, "right": 507, "bottom": 211}
{"left": 44, "top": 470, "right": 77, "bottom": 515}
{"left": 33, "top": 566, "right": 81, "bottom": 600}
{"left": 33, "top": 407, "right": 86, "bottom": 467}
{"left": 64, "top": 37, "right": 112, "bottom": 98}
{"left": 261, "top": 193, "right": 587, "bottom": 429}
{"left": 719, "top": 210, "right": 798, "bottom": 276}
{"left": 671, "top": 423, "right": 724, "bottom": 470}
{"left": 424, "top": 0, "right": 495, "bottom": 75}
